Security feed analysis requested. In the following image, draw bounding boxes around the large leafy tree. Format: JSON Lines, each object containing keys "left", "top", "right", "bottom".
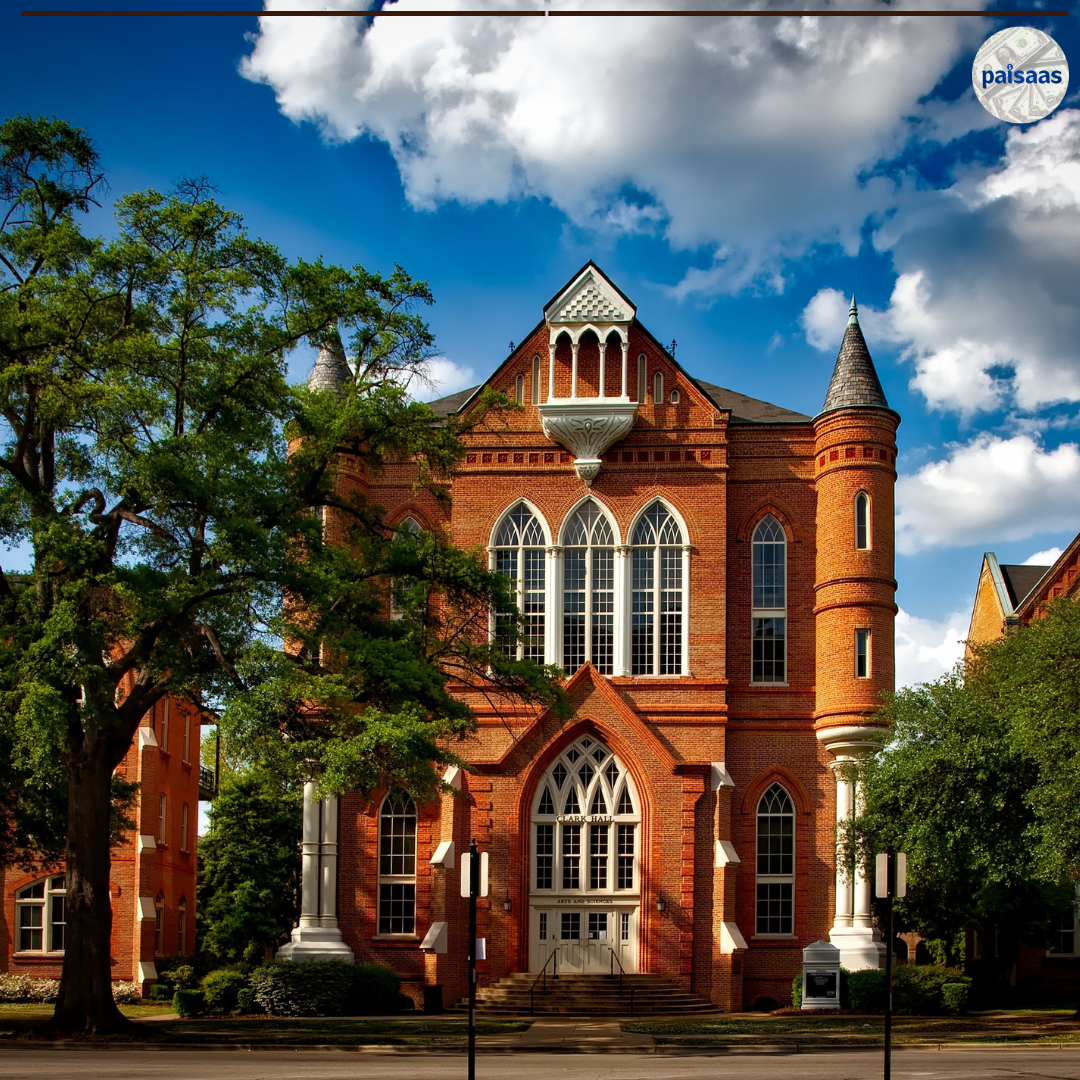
{"left": 0, "top": 115, "right": 564, "bottom": 1036}
{"left": 850, "top": 597, "right": 1080, "bottom": 963}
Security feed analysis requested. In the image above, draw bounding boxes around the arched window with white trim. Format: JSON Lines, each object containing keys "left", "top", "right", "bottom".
{"left": 855, "top": 491, "right": 871, "bottom": 550}
{"left": 752, "top": 515, "right": 787, "bottom": 683}
{"left": 531, "top": 356, "right": 541, "bottom": 405}
{"left": 637, "top": 354, "right": 647, "bottom": 404}
{"left": 653, "top": 371, "right": 664, "bottom": 403}
{"left": 390, "top": 517, "right": 424, "bottom": 620}
{"left": 515, "top": 373, "right": 525, "bottom": 405}
{"left": 378, "top": 795, "right": 417, "bottom": 935}
{"left": 15, "top": 875, "right": 65, "bottom": 953}
{"left": 562, "top": 501, "right": 615, "bottom": 675}
{"left": 756, "top": 783, "right": 794, "bottom": 935}
{"left": 631, "top": 502, "right": 685, "bottom": 675}
{"left": 494, "top": 503, "right": 546, "bottom": 662}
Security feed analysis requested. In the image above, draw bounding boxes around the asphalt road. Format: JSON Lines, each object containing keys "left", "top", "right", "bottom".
{"left": 3, "top": 1048, "right": 1080, "bottom": 1079}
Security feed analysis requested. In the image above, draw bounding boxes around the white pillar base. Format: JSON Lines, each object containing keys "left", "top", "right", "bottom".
{"left": 277, "top": 925, "right": 354, "bottom": 962}
{"left": 828, "top": 926, "right": 885, "bottom": 971}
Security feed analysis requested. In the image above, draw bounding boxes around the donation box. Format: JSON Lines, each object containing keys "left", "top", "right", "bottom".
{"left": 801, "top": 939, "right": 841, "bottom": 1010}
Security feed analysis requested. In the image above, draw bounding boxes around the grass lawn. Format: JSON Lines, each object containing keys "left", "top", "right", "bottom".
{"left": 0, "top": 1003, "right": 175, "bottom": 1020}
{"left": 622, "top": 1014, "right": 1080, "bottom": 1046}
{"left": 148, "top": 1017, "right": 531, "bottom": 1045}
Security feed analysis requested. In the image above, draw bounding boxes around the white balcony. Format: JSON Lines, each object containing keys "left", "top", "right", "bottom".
{"left": 539, "top": 397, "right": 638, "bottom": 486}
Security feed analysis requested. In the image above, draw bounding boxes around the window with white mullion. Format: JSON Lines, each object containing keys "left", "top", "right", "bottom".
{"left": 494, "top": 504, "right": 546, "bottom": 662}
{"left": 755, "top": 783, "right": 795, "bottom": 935}
{"left": 562, "top": 501, "right": 615, "bottom": 675}
{"left": 752, "top": 515, "right": 787, "bottom": 684}
{"left": 15, "top": 876, "right": 66, "bottom": 953}
{"left": 631, "top": 502, "right": 685, "bottom": 675}
{"left": 378, "top": 795, "right": 417, "bottom": 935}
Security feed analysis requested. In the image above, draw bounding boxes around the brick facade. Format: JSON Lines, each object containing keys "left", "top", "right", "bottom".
{"left": 334, "top": 265, "right": 898, "bottom": 1011}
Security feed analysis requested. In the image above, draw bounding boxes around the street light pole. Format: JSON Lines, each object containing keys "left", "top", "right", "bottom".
{"left": 468, "top": 836, "right": 478, "bottom": 1080}
{"left": 884, "top": 849, "right": 894, "bottom": 1080}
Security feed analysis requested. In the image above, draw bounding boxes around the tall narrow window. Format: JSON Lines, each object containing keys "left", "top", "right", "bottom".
{"left": 855, "top": 491, "right": 870, "bottom": 550}
{"left": 154, "top": 892, "right": 166, "bottom": 954}
{"left": 178, "top": 896, "right": 188, "bottom": 954}
{"left": 158, "top": 793, "right": 168, "bottom": 845}
{"left": 653, "top": 371, "right": 664, "bottom": 403}
{"left": 1050, "top": 888, "right": 1080, "bottom": 956}
{"left": 531, "top": 355, "right": 541, "bottom": 405}
{"left": 180, "top": 802, "right": 190, "bottom": 852}
{"left": 752, "top": 515, "right": 787, "bottom": 683}
{"left": 160, "top": 698, "right": 170, "bottom": 753}
{"left": 514, "top": 372, "right": 525, "bottom": 405}
{"left": 182, "top": 712, "right": 191, "bottom": 763}
{"left": 755, "top": 783, "right": 794, "bottom": 935}
{"left": 15, "top": 876, "right": 66, "bottom": 952}
{"left": 631, "top": 502, "right": 685, "bottom": 675}
{"left": 378, "top": 796, "right": 417, "bottom": 935}
{"left": 494, "top": 504, "right": 546, "bottom": 662}
{"left": 562, "top": 501, "right": 615, "bottom": 675}
{"left": 390, "top": 516, "right": 424, "bottom": 620}
{"left": 637, "top": 354, "right": 647, "bottom": 404}
{"left": 855, "top": 629, "right": 871, "bottom": 679}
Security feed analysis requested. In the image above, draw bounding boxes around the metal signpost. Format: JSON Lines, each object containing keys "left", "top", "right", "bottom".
{"left": 875, "top": 850, "right": 907, "bottom": 1080}
{"left": 460, "top": 839, "right": 488, "bottom": 1080}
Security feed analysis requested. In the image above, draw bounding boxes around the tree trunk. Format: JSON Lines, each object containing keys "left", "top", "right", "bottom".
{"left": 52, "top": 743, "right": 132, "bottom": 1036}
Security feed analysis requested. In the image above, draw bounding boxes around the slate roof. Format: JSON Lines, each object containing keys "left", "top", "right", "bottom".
{"left": 423, "top": 380, "right": 809, "bottom": 425}
{"left": 818, "top": 297, "right": 890, "bottom": 416}
{"left": 999, "top": 564, "right": 1049, "bottom": 610}
{"left": 308, "top": 340, "right": 352, "bottom": 394}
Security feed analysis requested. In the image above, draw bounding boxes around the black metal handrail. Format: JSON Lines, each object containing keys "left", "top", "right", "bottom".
{"left": 529, "top": 946, "right": 559, "bottom": 1015}
{"left": 608, "top": 947, "right": 635, "bottom": 1016}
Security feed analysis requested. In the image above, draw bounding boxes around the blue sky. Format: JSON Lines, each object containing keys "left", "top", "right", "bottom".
{"left": 4, "top": 1, "right": 1080, "bottom": 688}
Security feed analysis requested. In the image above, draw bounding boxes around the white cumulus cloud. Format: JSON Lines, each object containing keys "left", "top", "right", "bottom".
{"left": 895, "top": 434, "right": 1080, "bottom": 555}
{"left": 799, "top": 287, "right": 893, "bottom": 352}
{"left": 241, "top": 0, "right": 986, "bottom": 292}
{"left": 1023, "top": 546, "right": 1063, "bottom": 566}
{"left": 410, "top": 356, "right": 477, "bottom": 401}
{"left": 895, "top": 606, "right": 969, "bottom": 688}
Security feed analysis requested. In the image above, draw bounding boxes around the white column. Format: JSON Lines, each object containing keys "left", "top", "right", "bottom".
{"left": 852, "top": 780, "right": 873, "bottom": 929}
{"left": 548, "top": 342, "right": 556, "bottom": 403}
{"left": 571, "top": 342, "right": 580, "bottom": 398}
{"left": 830, "top": 764, "right": 853, "bottom": 930}
{"left": 546, "top": 545, "right": 563, "bottom": 669}
{"left": 598, "top": 342, "right": 607, "bottom": 398}
{"left": 620, "top": 342, "right": 629, "bottom": 398}
{"left": 613, "top": 545, "right": 632, "bottom": 676}
{"left": 319, "top": 795, "right": 340, "bottom": 929}
{"left": 681, "top": 544, "right": 691, "bottom": 676}
{"left": 300, "top": 780, "right": 321, "bottom": 928}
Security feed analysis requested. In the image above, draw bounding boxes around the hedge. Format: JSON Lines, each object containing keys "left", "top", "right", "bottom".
{"left": 201, "top": 967, "right": 250, "bottom": 1013}
{"left": 249, "top": 960, "right": 400, "bottom": 1017}
{"left": 0, "top": 974, "right": 140, "bottom": 1004}
{"left": 792, "top": 964, "right": 971, "bottom": 1014}
{"left": 173, "top": 989, "right": 205, "bottom": 1017}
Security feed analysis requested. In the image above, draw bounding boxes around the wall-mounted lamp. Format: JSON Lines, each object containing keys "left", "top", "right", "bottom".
{"left": 503, "top": 892, "right": 512, "bottom": 914}
{"left": 656, "top": 893, "right": 666, "bottom": 914}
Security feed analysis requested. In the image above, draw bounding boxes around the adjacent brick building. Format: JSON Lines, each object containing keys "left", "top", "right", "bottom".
{"left": 1, "top": 694, "right": 208, "bottom": 989}
{"left": 283, "top": 264, "right": 900, "bottom": 1012}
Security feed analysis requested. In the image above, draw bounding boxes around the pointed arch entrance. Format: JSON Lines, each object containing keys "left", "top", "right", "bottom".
{"left": 528, "top": 733, "right": 641, "bottom": 973}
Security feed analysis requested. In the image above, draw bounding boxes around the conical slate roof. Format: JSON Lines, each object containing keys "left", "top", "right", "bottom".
{"left": 818, "top": 297, "right": 889, "bottom": 415}
{"left": 308, "top": 337, "right": 351, "bottom": 394}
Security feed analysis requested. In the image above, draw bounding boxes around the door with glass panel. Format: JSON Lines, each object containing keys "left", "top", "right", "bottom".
{"left": 528, "top": 735, "right": 640, "bottom": 973}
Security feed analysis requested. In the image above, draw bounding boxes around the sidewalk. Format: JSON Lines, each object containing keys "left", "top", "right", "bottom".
{"left": 478, "top": 1018, "right": 654, "bottom": 1053}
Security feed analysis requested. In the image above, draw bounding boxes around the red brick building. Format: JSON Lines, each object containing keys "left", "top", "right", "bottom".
{"left": 1, "top": 694, "right": 208, "bottom": 990}
{"left": 281, "top": 264, "right": 900, "bottom": 1011}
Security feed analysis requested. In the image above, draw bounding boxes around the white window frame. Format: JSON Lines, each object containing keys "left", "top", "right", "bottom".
{"left": 1049, "top": 887, "right": 1080, "bottom": 957}
{"left": 377, "top": 795, "right": 418, "bottom": 936}
{"left": 390, "top": 516, "right": 423, "bottom": 621}
{"left": 154, "top": 891, "right": 166, "bottom": 955}
{"left": 751, "top": 515, "right": 787, "bottom": 685}
{"left": 652, "top": 370, "right": 664, "bottom": 403}
{"left": 855, "top": 491, "right": 871, "bottom": 550}
{"left": 531, "top": 736, "right": 640, "bottom": 897}
{"left": 855, "top": 628, "right": 871, "bottom": 679}
{"left": 629, "top": 501, "right": 689, "bottom": 677}
{"left": 178, "top": 895, "right": 188, "bottom": 954}
{"left": 158, "top": 793, "right": 168, "bottom": 846}
{"left": 560, "top": 500, "right": 617, "bottom": 677}
{"left": 755, "top": 783, "right": 795, "bottom": 937}
{"left": 531, "top": 355, "right": 542, "bottom": 405}
{"left": 491, "top": 502, "right": 549, "bottom": 663}
{"left": 182, "top": 711, "right": 191, "bottom": 763}
{"left": 637, "top": 354, "right": 647, "bottom": 404}
{"left": 160, "top": 697, "right": 170, "bottom": 754}
{"left": 180, "top": 801, "right": 190, "bottom": 853}
{"left": 14, "top": 875, "right": 66, "bottom": 953}
{"left": 514, "top": 372, "right": 525, "bottom": 405}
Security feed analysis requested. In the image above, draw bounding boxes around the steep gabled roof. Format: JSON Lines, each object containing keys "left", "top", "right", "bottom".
{"left": 818, "top": 296, "right": 890, "bottom": 417}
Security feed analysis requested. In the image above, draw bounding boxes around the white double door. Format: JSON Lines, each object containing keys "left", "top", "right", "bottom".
{"left": 530, "top": 903, "right": 638, "bottom": 973}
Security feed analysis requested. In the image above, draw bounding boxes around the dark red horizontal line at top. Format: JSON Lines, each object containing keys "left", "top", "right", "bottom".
{"left": 19, "top": 8, "right": 1074, "bottom": 16}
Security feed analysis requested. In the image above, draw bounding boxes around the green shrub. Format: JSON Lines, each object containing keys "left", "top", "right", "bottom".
{"left": 791, "top": 971, "right": 802, "bottom": 1009}
{"left": 941, "top": 981, "right": 970, "bottom": 1013}
{"left": 846, "top": 968, "right": 887, "bottom": 1012}
{"left": 156, "top": 962, "right": 199, "bottom": 993}
{"left": 236, "top": 988, "right": 256, "bottom": 1014}
{"left": 173, "top": 989, "right": 205, "bottom": 1017}
{"left": 113, "top": 981, "right": 142, "bottom": 1004}
{"left": 894, "top": 965, "right": 971, "bottom": 1014}
{"left": 250, "top": 960, "right": 401, "bottom": 1017}
{"left": 201, "top": 967, "right": 250, "bottom": 1013}
{"left": 150, "top": 983, "right": 174, "bottom": 1002}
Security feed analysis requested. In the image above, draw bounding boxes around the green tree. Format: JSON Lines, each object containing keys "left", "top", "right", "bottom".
{"left": 850, "top": 598, "right": 1080, "bottom": 961}
{"left": 196, "top": 770, "right": 301, "bottom": 963}
{"left": 0, "top": 115, "right": 565, "bottom": 1036}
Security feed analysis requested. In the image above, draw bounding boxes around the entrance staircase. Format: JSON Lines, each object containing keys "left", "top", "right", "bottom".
{"left": 455, "top": 972, "right": 721, "bottom": 1016}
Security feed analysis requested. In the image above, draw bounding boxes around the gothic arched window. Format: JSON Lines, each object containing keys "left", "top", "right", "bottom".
{"left": 494, "top": 503, "right": 547, "bottom": 662}
{"left": 653, "top": 370, "right": 664, "bottom": 403}
{"left": 755, "top": 783, "right": 794, "bottom": 935}
{"left": 515, "top": 373, "right": 525, "bottom": 405}
{"left": 562, "top": 501, "right": 615, "bottom": 675}
{"left": 631, "top": 502, "right": 685, "bottom": 675}
{"left": 378, "top": 795, "right": 417, "bottom": 935}
{"left": 752, "top": 515, "right": 787, "bottom": 683}
{"left": 855, "top": 491, "right": 871, "bottom": 550}
{"left": 531, "top": 355, "right": 542, "bottom": 405}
